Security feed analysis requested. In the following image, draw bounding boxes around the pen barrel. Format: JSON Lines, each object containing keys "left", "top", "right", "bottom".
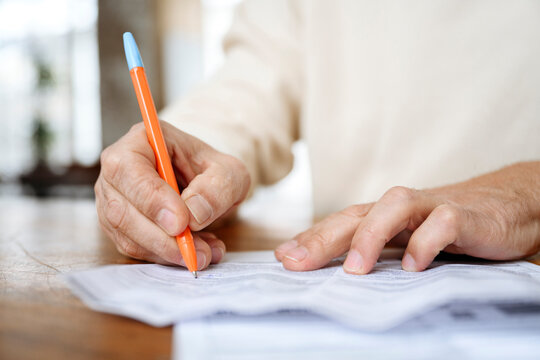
{"left": 129, "top": 66, "right": 180, "bottom": 194}
{"left": 129, "top": 66, "right": 197, "bottom": 273}
{"left": 176, "top": 229, "right": 198, "bottom": 272}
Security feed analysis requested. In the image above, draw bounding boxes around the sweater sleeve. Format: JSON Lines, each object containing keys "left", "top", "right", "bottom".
{"left": 160, "top": 0, "right": 303, "bottom": 191}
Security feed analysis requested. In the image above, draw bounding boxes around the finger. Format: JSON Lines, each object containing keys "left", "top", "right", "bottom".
{"left": 98, "top": 178, "right": 208, "bottom": 266}
{"left": 97, "top": 190, "right": 176, "bottom": 266}
{"left": 99, "top": 217, "right": 178, "bottom": 265}
{"left": 344, "top": 187, "right": 439, "bottom": 275}
{"left": 198, "top": 232, "right": 226, "bottom": 264}
{"left": 99, "top": 179, "right": 213, "bottom": 270}
{"left": 104, "top": 217, "right": 214, "bottom": 270}
{"left": 191, "top": 235, "right": 213, "bottom": 270}
{"left": 275, "top": 204, "right": 371, "bottom": 262}
{"left": 278, "top": 204, "right": 371, "bottom": 271}
{"left": 402, "top": 204, "right": 467, "bottom": 271}
{"left": 99, "top": 124, "right": 191, "bottom": 237}
{"left": 180, "top": 156, "right": 250, "bottom": 231}
{"left": 163, "top": 124, "right": 250, "bottom": 231}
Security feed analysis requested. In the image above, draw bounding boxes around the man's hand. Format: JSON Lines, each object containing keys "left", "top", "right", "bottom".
{"left": 95, "top": 122, "right": 250, "bottom": 269}
{"left": 276, "top": 162, "right": 540, "bottom": 274}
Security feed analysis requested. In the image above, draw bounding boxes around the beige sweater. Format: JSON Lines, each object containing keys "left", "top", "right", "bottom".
{"left": 161, "top": 0, "right": 540, "bottom": 217}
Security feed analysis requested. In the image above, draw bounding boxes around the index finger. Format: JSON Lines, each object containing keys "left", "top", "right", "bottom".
{"left": 100, "top": 123, "right": 191, "bottom": 236}
{"left": 343, "top": 187, "right": 439, "bottom": 275}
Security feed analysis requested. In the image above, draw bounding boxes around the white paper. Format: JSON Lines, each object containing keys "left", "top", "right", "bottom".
{"left": 174, "top": 302, "right": 540, "bottom": 360}
{"left": 66, "top": 250, "right": 540, "bottom": 331}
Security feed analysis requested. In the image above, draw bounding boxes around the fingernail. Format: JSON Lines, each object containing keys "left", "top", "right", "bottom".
{"left": 211, "top": 246, "right": 225, "bottom": 263}
{"left": 185, "top": 195, "right": 213, "bottom": 224}
{"left": 343, "top": 249, "right": 364, "bottom": 274}
{"left": 402, "top": 253, "right": 417, "bottom": 272}
{"left": 156, "top": 209, "right": 179, "bottom": 235}
{"left": 196, "top": 252, "right": 207, "bottom": 270}
{"left": 284, "top": 245, "right": 308, "bottom": 262}
{"left": 276, "top": 240, "right": 298, "bottom": 254}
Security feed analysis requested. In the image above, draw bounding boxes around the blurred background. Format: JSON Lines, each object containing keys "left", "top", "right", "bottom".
{"left": 0, "top": 0, "right": 311, "bottom": 221}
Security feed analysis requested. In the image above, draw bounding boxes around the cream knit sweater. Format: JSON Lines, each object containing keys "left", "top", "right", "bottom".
{"left": 161, "top": 0, "right": 540, "bottom": 217}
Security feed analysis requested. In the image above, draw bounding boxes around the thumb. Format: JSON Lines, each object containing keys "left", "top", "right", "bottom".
{"left": 181, "top": 154, "right": 250, "bottom": 231}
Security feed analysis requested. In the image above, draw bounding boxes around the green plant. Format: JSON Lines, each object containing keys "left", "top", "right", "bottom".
{"left": 32, "top": 113, "right": 54, "bottom": 164}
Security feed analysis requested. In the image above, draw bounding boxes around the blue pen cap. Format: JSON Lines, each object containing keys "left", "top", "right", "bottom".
{"left": 123, "top": 32, "right": 144, "bottom": 70}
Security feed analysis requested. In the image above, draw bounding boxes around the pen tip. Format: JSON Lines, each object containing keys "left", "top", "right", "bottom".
{"left": 192, "top": 271, "right": 198, "bottom": 279}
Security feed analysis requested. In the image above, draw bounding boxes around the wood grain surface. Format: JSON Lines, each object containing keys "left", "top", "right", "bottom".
{"left": 0, "top": 197, "right": 308, "bottom": 360}
{"left": 0, "top": 197, "right": 538, "bottom": 359}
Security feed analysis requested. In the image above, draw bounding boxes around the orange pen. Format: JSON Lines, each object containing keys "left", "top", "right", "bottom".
{"left": 123, "top": 32, "right": 198, "bottom": 278}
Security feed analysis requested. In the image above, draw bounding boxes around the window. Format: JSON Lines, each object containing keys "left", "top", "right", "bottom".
{"left": 0, "top": 0, "right": 101, "bottom": 181}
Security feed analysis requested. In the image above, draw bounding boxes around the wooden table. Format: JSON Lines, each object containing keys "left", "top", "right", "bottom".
{"left": 0, "top": 196, "right": 310, "bottom": 360}
{"left": 1, "top": 197, "right": 539, "bottom": 360}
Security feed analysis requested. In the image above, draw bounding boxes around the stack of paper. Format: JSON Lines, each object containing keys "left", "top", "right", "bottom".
{"left": 175, "top": 302, "right": 540, "bottom": 360}
{"left": 66, "top": 251, "right": 540, "bottom": 331}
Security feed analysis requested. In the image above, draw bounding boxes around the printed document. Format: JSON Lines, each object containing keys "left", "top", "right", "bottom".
{"left": 174, "top": 301, "right": 540, "bottom": 360}
{"left": 67, "top": 250, "right": 540, "bottom": 330}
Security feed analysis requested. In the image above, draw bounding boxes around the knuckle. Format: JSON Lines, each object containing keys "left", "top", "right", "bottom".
{"left": 105, "top": 198, "right": 128, "bottom": 231}
{"left": 100, "top": 146, "right": 115, "bottom": 167}
{"left": 342, "top": 204, "right": 369, "bottom": 219}
{"left": 308, "top": 232, "right": 332, "bottom": 253}
{"left": 226, "top": 155, "right": 251, "bottom": 195}
{"left": 227, "top": 154, "right": 247, "bottom": 173}
{"left": 133, "top": 176, "right": 168, "bottom": 216}
{"left": 100, "top": 146, "right": 123, "bottom": 183}
{"left": 384, "top": 186, "right": 416, "bottom": 203}
{"left": 433, "top": 204, "right": 461, "bottom": 230}
{"left": 128, "top": 122, "right": 145, "bottom": 134}
{"left": 116, "top": 238, "right": 143, "bottom": 259}
{"left": 94, "top": 177, "right": 102, "bottom": 198}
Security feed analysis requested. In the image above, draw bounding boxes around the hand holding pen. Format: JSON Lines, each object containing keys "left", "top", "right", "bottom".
{"left": 94, "top": 33, "right": 251, "bottom": 271}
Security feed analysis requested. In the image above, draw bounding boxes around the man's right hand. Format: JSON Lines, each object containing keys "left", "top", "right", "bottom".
{"left": 95, "top": 121, "right": 251, "bottom": 270}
